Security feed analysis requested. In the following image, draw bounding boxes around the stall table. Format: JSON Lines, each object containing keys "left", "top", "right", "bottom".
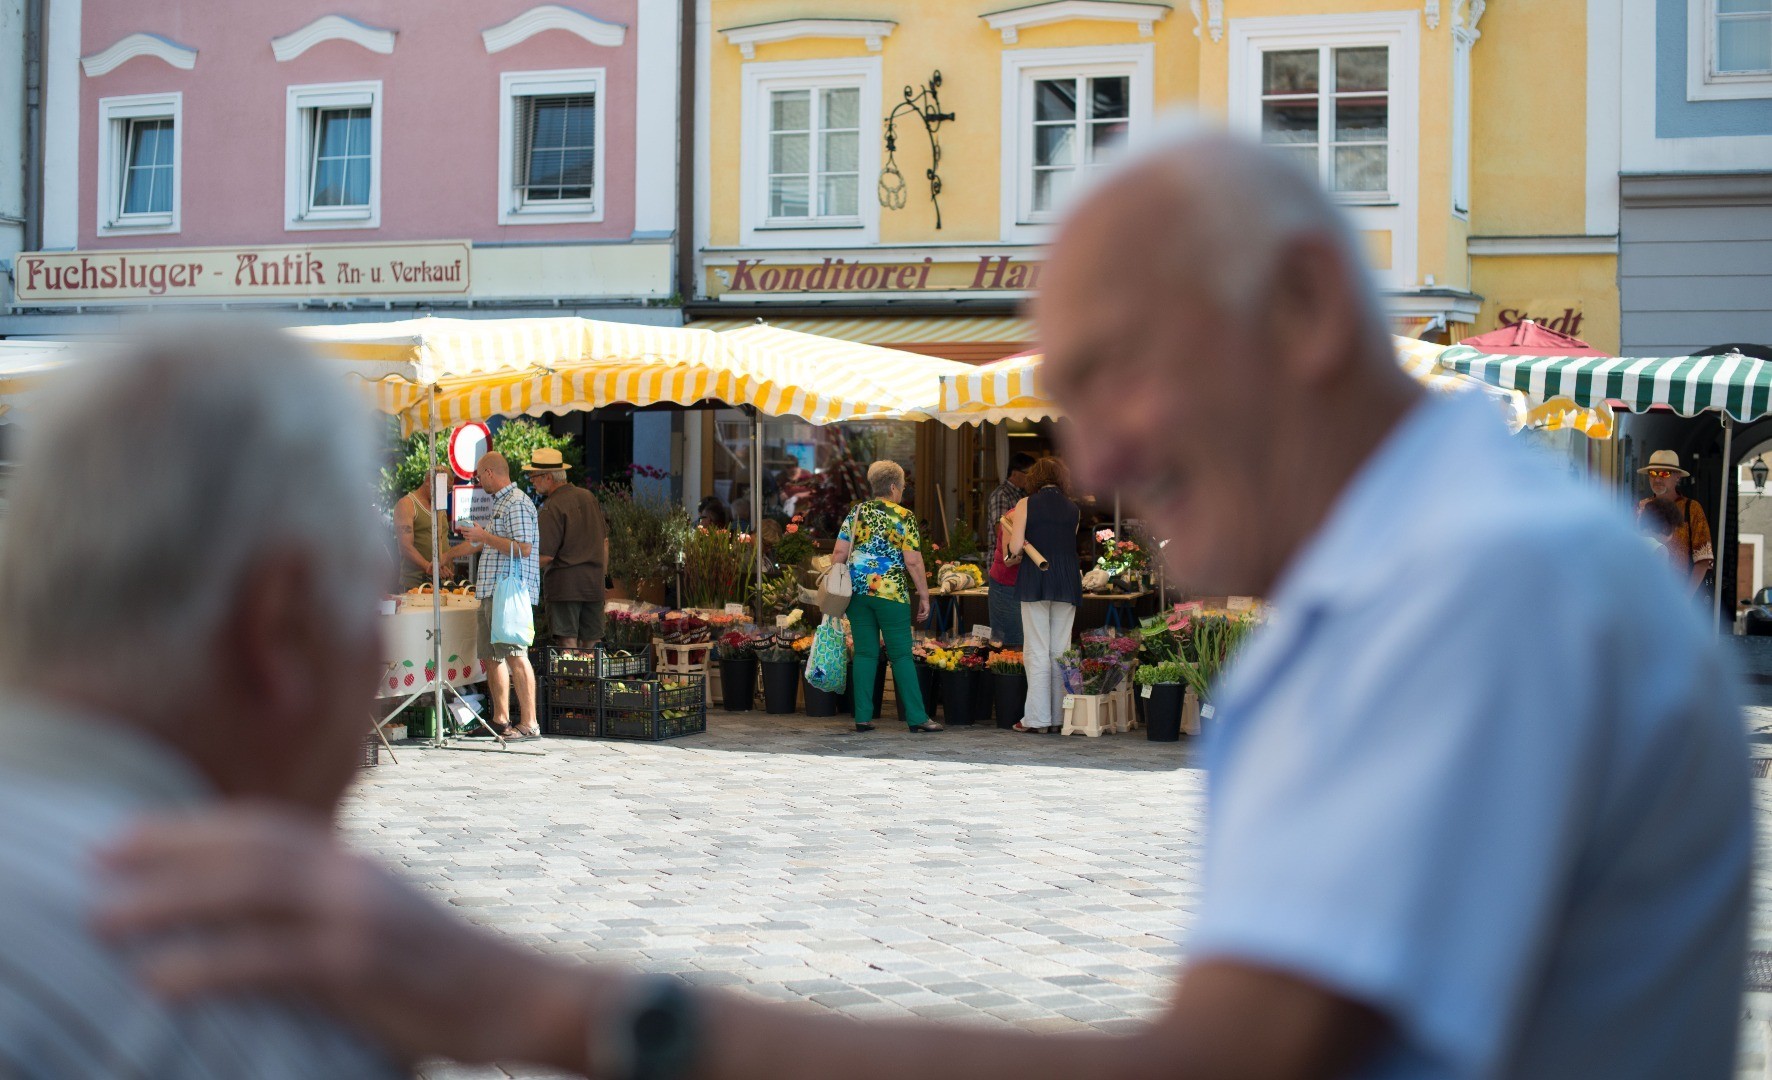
{"left": 930, "top": 588, "right": 1157, "bottom": 638}
{"left": 378, "top": 604, "right": 485, "bottom": 700}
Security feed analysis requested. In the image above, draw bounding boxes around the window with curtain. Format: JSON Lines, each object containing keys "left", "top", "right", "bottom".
{"left": 120, "top": 118, "right": 175, "bottom": 217}
{"left": 1716, "top": 0, "right": 1772, "bottom": 74}
{"left": 309, "top": 106, "right": 373, "bottom": 209}
{"left": 766, "top": 85, "right": 861, "bottom": 224}
{"left": 518, "top": 93, "right": 597, "bottom": 204}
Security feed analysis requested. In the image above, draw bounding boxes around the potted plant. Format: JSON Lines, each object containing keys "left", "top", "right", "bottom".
{"left": 989, "top": 649, "right": 1026, "bottom": 730}
{"left": 1134, "top": 661, "right": 1187, "bottom": 742}
{"left": 927, "top": 645, "right": 972, "bottom": 725}
{"left": 961, "top": 646, "right": 993, "bottom": 726}
{"left": 1172, "top": 612, "right": 1259, "bottom": 736}
{"left": 599, "top": 484, "right": 690, "bottom": 604}
{"left": 683, "top": 526, "right": 757, "bottom": 610}
{"left": 757, "top": 635, "right": 801, "bottom": 714}
{"left": 715, "top": 628, "right": 759, "bottom": 712}
{"left": 1091, "top": 528, "right": 1150, "bottom": 593}
{"left": 771, "top": 515, "right": 816, "bottom": 570}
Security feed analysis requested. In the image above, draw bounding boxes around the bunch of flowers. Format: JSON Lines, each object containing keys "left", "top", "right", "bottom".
{"left": 1059, "top": 649, "right": 1129, "bottom": 695}
{"left": 1092, "top": 528, "right": 1150, "bottom": 577}
{"left": 771, "top": 515, "right": 817, "bottom": 568}
{"left": 755, "top": 566, "right": 804, "bottom": 618}
{"left": 1173, "top": 611, "right": 1260, "bottom": 702}
{"left": 682, "top": 526, "right": 756, "bottom": 609}
{"left": 715, "top": 627, "right": 761, "bottom": 660}
{"left": 792, "top": 634, "right": 815, "bottom": 656}
{"left": 987, "top": 649, "right": 1024, "bottom": 675}
{"left": 924, "top": 645, "right": 968, "bottom": 671}
{"left": 911, "top": 637, "right": 936, "bottom": 663}
{"left": 605, "top": 609, "right": 660, "bottom": 648}
{"left": 657, "top": 612, "right": 710, "bottom": 645}
{"left": 755, "top": 629, "right": 800, "bottom": 664}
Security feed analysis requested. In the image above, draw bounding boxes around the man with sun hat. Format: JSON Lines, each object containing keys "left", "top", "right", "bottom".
{"left": 1636, "top": 449, "right": 1714, "bottom": 597}
{"left": 526, "top": 447, "right": 609, "bottom": 650}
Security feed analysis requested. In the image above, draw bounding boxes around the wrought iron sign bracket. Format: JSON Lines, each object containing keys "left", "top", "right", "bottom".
{"left": 878, "top": 70, "right": 956, "bottom": 229}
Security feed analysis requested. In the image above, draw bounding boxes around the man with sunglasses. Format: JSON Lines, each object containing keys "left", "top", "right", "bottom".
{"left": 1636, "top": 450, "right": 1714, "bottom": 597}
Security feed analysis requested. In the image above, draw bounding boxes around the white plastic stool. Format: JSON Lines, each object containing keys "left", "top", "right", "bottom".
{"left": 1061, "top": 693, "right": 1114, "bottom": 737}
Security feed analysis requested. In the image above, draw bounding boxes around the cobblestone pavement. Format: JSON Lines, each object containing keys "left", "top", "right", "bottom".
{"left": 342, "top": 712, "right": 1202, "bottom": 1079}
{"left": 347, "top": 704, "right": 1772, "bottom": 1079}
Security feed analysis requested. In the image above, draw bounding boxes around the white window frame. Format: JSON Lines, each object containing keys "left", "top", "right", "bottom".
{"left": 999, "top": 44, "right": 1153, "bottom": 243}
{"left": 498, "top": 68, "right": 607, "bottom": 225}
{"left": 1688, "top": 0, "right": 1772, "bottom": 101}
{"left": 1452, "top": 27, "right": 1472, "bottom": 216}
{"left": 284, "top": 81, "right": 382, "bottom": 231}
{"left": 96, "top": 92, "right": 181, "bottom": 236}
{"left": 1228, "top": 12, "right": 1418, "bottom": 288}
{"left": 739, "top": 57, "right": 881, "bottom": 248}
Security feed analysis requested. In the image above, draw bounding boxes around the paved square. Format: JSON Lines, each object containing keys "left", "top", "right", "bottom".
{"left": 342, "top": 714, "right": 1200, "bottom": 1074}
{"left": 346, "top": 706, "right": 1772, "bottom": 1078}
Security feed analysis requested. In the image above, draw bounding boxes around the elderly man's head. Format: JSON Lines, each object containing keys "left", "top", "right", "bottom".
{"left": 475, "top": 451, "right": 512, "bottom": 494}
{"left": 1036, "top": 128, "right": 1420, "bottom": 596}
{"left": 0, "top": 324, "right": 389, "bottom": 816}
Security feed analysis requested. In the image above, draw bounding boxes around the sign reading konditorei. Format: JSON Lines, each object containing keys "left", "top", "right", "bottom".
{"left": 13, "top": 240, "right": 471, "bottom": 304}
{"left": 707, "top": 255, "right": 1044, "bottom": 298}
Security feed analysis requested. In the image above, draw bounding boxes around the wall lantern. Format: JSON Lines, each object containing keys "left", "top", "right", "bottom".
{"left": 1752, "top": 456, "right": 1768, "bottom": 492}
{"left": 878, "top": 70, "right": 956, "bottom": 229}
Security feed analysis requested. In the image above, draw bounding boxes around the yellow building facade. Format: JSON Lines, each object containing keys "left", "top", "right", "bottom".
{"left": 684, "top": 0, "right": 1619, "bottom": 519}
{"left": 690, "top": 0, "right": 1617, "bottom": 352}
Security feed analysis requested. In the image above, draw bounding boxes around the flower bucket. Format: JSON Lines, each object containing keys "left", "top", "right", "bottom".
{"left": 1143, "top": 683, "right": 1184, "bottom": 742}
{"left": 760, "top": 659, "right": 800, "bottom": 714}
{"left": 719, "top": 656, "right": 757, "bottom": 712}
{"left": 993, "top": 673, "right": 1027, "bottom": 729}
{"left": 967, "top": 669, "right": 994, "bottom": 726}
{"left": 804, "top": 677, "right": 840, "bottom": 717}
{"left": 937, "top": 669, "right": 973, "bottom": 725}
{"left": 915, "top": 662, "right": 941, "bottom": 718}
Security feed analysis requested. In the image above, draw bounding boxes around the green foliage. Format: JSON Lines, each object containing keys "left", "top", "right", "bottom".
{"left": 1171, "top": 614, "right": 1259, "bottom": 701}
{"left": 1133, "top": 661, "right": 1187, "bottom": 686}
{"left": 771, "top": 517, "right": 817, "bottom": 568}
{"left": 754, "top": 566, "right": 803, "bottom": 618}
{"left": 682, "top": 527, "right": 756, "bottom": 609}
{"left": 599, "top": 486, "right": 690, "bottom": 592}
{"left": 377, "top": 418, "right": 581, "bottom": 506}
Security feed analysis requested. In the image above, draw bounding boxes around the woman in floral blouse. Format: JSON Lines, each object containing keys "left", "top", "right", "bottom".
{"left": 831, "top": 461, "right": 939, "bottom": 733}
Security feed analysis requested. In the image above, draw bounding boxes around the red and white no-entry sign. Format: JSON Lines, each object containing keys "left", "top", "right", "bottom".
{"left": 447, "top": 423, "right": 490, "bottom": 481}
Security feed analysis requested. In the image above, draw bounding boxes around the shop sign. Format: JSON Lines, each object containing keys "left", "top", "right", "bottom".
{"left": 452, "top": 485, "right": 491, "bottom": 530}
{"left": 1494, "top": 304, "right": 1585, "bottom": 337}
{"left": 13, "top": 240, "right": 471, "bottom": 304}
{"left": 707, "top": 255, "right": 1044, "bottom": 298}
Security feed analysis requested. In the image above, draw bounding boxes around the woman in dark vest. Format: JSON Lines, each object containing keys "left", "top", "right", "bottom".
{"left": 1007, "top": 456, "right": 1082, "bottom": 732}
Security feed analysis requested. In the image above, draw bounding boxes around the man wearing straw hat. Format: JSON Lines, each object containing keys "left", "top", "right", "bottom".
{"left": 1636, "top": 449, "right": 1715, "bottom": 597}
{"left": 526, "top": 448, "right": 609, "bottom": 649}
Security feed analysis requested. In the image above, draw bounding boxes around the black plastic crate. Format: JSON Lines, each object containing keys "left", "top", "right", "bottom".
{"left": 544, "top": 704, "right": 598, "bottom": 738}
{"left": 549, "top": 646, "right": 653, "bottom": 680}
{"left": 548, "top": 676, "right": 600, "bottom": 707}
{"left": 598, "top": 674, "right": 707, "bottom": 741}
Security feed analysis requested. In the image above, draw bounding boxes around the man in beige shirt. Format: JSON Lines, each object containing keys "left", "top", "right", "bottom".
{"left": 527, "top": 449, "right": 609, "bottom": 649}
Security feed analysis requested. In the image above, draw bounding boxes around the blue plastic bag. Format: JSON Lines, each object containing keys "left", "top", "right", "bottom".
{"left": 805, "top": 617, "right": 849, "bottom": 694}
{"left": 490, "top": 556, "right": 533, "bottom": 648}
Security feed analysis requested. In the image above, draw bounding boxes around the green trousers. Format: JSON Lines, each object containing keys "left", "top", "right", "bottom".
{"left": 849, "top": 593, "right": 929, "bottom": 727}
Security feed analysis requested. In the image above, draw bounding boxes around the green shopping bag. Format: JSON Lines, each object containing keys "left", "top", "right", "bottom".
{"left": 805, "top": 616, "right": 849, "bottom": 694}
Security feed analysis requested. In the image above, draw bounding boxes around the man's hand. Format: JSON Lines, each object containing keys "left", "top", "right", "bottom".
{"left": 458, "top": 523, "right": 492, "bottom": 547}
{"left": 94, "top": 806, "right": 603, "bottom": 1069}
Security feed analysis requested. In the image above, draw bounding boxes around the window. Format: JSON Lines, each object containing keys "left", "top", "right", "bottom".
{"left": 285, "top": 82, "right": 381, "bottom": 230}
{"left": 740, "top": 58, "right": 881, "bottom": 245}
{"left": 1027, "top": 75, "right": 1129, "bottom": 215}
{"left": 1259, "top": 46, "right": 1389, "bottom": 197}
{"left": 767, "top": 86, "right": 860, "bottom": 223}
{"left": 97, "top": 93, "right": 181, "bottom": 235}
{"left": 1000, "top": 45, "right": 1153, "bottom": 238}
{"left": 1690, "top": 0, "right": 1772, "bottom": 100}
{"left": 1717, "top": 0, "right": 1772, "bottom": 75}
{"left": 499, "top": 69, "right": 606, "bottom": 224}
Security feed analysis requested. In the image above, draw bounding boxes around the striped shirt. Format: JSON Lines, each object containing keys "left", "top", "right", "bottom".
{"left": 474, "top": 481, "right": 540, "bottom": 602}
{"left": 0, "top": 696, "right": 400, "bottom": 1080}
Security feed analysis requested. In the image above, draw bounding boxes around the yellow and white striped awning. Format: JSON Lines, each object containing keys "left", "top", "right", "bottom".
{"left": 937, "top": 338, "right": 1614, "bottom": 438}
{"left": 718, "top": 324, "right": 971, "bottom": 425}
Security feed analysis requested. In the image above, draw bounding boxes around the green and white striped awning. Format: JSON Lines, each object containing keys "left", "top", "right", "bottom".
{"left": 1441, "top": 345, "right": 1772, "bottom": 422}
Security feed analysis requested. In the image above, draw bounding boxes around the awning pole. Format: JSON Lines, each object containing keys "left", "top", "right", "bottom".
{"left": 1716, "top": 414, "right": 1734, "bottom": 634}
{"left": 752, "top": 408, "right": 764, "bottom": 625}
{"left": 1114, "top": 490, "right": 1122, "bottom": 536}
{"left": 427, "top": 387, "right": 446, "bottom": 747}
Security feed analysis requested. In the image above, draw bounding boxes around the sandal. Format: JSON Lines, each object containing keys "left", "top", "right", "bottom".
{"left": 1012, "top": 723, "right": 1042, "bottom": 733}
{"left": 908, "top": 721, "right": 946, "bottom": 733}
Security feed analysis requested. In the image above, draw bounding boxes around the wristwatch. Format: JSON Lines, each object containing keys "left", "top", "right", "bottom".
{"left": 592, "top": 974, "right": 700, "bottom": 1080}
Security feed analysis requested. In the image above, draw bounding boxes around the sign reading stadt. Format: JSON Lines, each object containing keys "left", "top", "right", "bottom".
{"left": 13, "top": 240, "right": 471, "bottom": 304}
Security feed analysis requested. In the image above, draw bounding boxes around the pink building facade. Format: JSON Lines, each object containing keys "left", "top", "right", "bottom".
{"left": 8, "top": 0, "right": 682, "bottom": 332}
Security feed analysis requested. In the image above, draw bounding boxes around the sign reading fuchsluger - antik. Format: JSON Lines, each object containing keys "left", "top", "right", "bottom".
{"left": 13, "top": 240, "right": 471, "bottom": 304}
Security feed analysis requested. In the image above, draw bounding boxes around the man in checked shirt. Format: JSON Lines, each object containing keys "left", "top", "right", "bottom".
{"left": 459, "top": 451, "right": 541, "bottom": 739}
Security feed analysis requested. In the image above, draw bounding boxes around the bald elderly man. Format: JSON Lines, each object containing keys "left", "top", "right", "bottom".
{"left": 93, "top": 131, "right": 1749, "bottom": 1079}
{"left": 458, "top": 451, "right": 541, "bottom": 739}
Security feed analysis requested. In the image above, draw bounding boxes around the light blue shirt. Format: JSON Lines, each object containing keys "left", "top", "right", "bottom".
{"left": 1190, "top": 393, "right": 1751, "bottom": 1079}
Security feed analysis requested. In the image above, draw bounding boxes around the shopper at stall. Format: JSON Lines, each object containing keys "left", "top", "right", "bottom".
{"left": 986, "top": 452, "right": 1036, "bottom": 646}
{"left": 91, "top": 131, "right": 1749, "bottom": 1080}
{"left": 527, "top": 449, "right": 608, "bottom": 650}
{"left": 831, "top": 461, "right": 938, "bottom": 733}
{"left": 395, "top": 467, "right": 472, "bottom": 591}
{"left": 459, "top": 452, "right": 541, "bottom": 740}
{"left": 1636, "top": 450, "right": 1715, "bottom": 597}
{"left": 1007, "top": 457, "right": 1082, "bottom": 732}
{"left": 698, "top": 496, "right": 731, "bottom": 530}
{"left": 0, "top": 326, "right": 401, "bottom": 1076}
